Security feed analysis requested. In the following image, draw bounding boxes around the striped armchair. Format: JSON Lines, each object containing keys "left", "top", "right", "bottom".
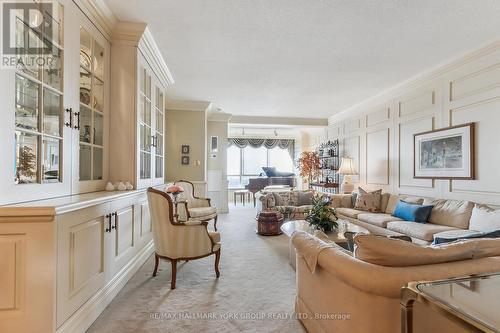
{"left": 147, "top": 188, "right": 221, "bottom": 289}
{"left": 175, "top": 180, "right": 218, "bottom": 230}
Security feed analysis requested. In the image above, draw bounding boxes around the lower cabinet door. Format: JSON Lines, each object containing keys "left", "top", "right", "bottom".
{"left": 56, "top": 202, "right": 111, "bottom": 328}
{"left": 108, "top": 196, "right": 138, "bottom": 278}
{"left": 136, "top": 194, "right": 153, "bottom": 248}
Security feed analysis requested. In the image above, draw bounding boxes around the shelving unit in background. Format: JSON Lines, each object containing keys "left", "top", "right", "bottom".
{"left": 311, "top": 140, "right": 340, "bottom": 194}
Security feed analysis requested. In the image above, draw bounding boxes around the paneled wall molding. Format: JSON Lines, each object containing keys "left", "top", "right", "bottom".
{"left": 329, "top": 40, "right": 500, "bottom": 125}
{"left": 328, "top": 40, "right": 500, "bottom": 204}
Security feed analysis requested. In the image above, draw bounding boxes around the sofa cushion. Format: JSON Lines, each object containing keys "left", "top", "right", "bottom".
{"left": 336, "top": 208, "right": 366, "bottom": 219}
{"left": 433, "top": 229, "right": 483, "bottom": 240}
{"left": 357, "top": 213, "right": 403, "bottom": 228}
{"left": 325, "top": 194, "right": 352, "bottom": 208}
{"left": 392, "top": 200, "right": 434, "bottom": 223}
{"left": 469, "top": 204, "right": 500, "bottom": 232}
{"left": 424, "top": 199, "right": 474, "bottom": 229}
{"left": 386, "top": 221, "right": 458, "bottom": 242}
{"left": 433, "top": 229, "right": 500, "bottom": 245}
{"left": 352, "top": 233, "right": 500, "bottom": 267}
{"left": 380, "top": 193, "right": 390, "bottom": 213}
{"left": 385, "top": 195, "right": 425, "bottom": 214}
{"left": 354, "top": 188, "right": 382, "bottom": 212}
{"left": 297, "top": 191, "right": 314, "bottom": 206}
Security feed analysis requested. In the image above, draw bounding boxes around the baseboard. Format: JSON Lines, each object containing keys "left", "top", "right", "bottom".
{"left": 56, "top": 240, "right": 154, "bottom": 333}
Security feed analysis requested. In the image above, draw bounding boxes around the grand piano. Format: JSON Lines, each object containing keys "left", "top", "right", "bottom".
{"left": 245, "top": 176, "right": 296, "bottom": 206}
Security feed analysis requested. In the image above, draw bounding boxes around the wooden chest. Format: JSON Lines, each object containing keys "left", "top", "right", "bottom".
{"left": 256, "top": 211, "right": 284, "bottom": 236}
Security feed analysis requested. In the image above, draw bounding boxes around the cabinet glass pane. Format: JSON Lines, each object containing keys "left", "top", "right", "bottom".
{"left": 16, "top": 23, "right": 40, "bottom": 79}
{"left": 156, "top": 88, "right": 163, "bottom": 109}
{"left": 145, "top": 100, "right": 151, "bottom": 125}
{"left": 156, "top": 134, "right": 163, "bottom": 155}
{"left": 43, "top": 3, "right": 63, "bottom": 46}
{"left": 79, "top": 67, "right": 91, "bottom": 105}
{"left": 140, "top": 67, "right": 145, "bottom": 94}
{"left": 42, "top": 38, "right": 62, "bottom": 91}
{"left": 92, "top": 78, "right": 104, "bottom": 111}
{"left": 140, "top": 152, "right": 151, "bottom": 179}
{"left": 80, "top": 28, "right": 91, "bottom": 69}
{"left": 15, "top": 75, "right": 39, "bottom": 131}
{"left": 79, "top": 106, "right": 92, "bottom": 143}
{"left": 156, "top": 109, "right": 163, "bottom": 134}
{"left": 79, "top": 145, "right": 91, "bottom": 181}
{"left": 42, "top": 137, "right": 60, "bottom": 183}
{"left": 94, "top": 112, "right": 103, "bottom": 145}
{"left": 43, "top": 88, "right": 61, "bottom": 136}
{"left": 93, "top": 147, "right": 103, "bottom": 180}
{"left": 155, "top": 157, "right": 163, "bottom": 178}
{"left": 15, "top": 131, "right": 38, "bottom": 184}
{"left": 140, "top": 124, "right": 151, "bottom": 152}
{"left": 146, "top": 74, "right": 151, "bottom": 98}
{"left": 93, "top": 40, "right": 104, "bottom": 80}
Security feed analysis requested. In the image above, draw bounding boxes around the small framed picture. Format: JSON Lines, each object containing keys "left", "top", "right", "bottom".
{"left": 181, "top": 145, "right": 190, "bottom": 154}
{"left": 181, "top": 156, "right": 190, "bottom": 165}
{"left": 414, "top": 122, "right": 475, "bottom": 179}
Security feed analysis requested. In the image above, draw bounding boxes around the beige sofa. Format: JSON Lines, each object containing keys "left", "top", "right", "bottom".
{"left": 292, "top": 232, "right": 500, "bottom": 333}
{"left": 330, "top": 193, "right": 481, "bottom": 245}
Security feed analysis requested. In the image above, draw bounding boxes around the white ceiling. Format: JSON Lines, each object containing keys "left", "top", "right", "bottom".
{"left": 104, "top": 0, "right": 500, "bottom": 119}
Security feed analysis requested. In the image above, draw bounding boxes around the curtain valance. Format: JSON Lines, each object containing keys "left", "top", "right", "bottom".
{"left": 228, "top": 138, "right": 295, "bottom": 159}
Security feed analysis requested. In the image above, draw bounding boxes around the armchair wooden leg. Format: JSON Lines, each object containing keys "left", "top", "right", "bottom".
{"left": 170, "top": 259, "right": 177, "bottom": 289}
{"left": 152, "top": 253, "right": 159, "bottom": 277}
{"left": 214, "top": 215, "right": 218, "bottom": 231}
{"left": 214, "top": 249, "right": 221, "bottom": 278}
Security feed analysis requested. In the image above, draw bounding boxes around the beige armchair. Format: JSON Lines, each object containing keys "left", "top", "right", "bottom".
{"left": 147, "top": 188, "right": 221, "bottom": 289}
{"left": 175, "top": 180, "right": 218, "bottom": 231}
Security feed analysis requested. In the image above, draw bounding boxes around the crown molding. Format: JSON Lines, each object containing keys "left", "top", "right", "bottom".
{"left": 112, "top": 21, "right": 147, "bottom": 46}
{"left": 329, "top": 39, "right": 500, "bottom": 124}
{"left": 138, "top": 27, "right": 175, "bottom": 86}
{"left": 229, "top": 116, "right": 328, "bottom": 127}
{"left": 73, "top": 0, "right": 118, "bottom": 40}
{"left": 166, "top": 99, "right": 212, "bottom": 112}
{"left": 208, "top": 112, "right": 232, "bottom": 122}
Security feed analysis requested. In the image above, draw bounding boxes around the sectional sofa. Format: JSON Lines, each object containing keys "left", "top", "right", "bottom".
{"left": 258, "top": 190, "right": 500, "bottom": 245}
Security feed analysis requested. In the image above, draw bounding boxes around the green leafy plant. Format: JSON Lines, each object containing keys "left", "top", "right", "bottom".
{"left": 305, "top": 195, "right": 338, "bottom": 232}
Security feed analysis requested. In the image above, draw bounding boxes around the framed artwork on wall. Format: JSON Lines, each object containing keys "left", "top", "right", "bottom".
{"left": 414, "top": 123, "right": 475, "bottom": 179}
{"left": 181, "top": 156, "right": 190, "bottom": 165}
{"left": 181, "top": 145, "right": 190, "bottom": 154}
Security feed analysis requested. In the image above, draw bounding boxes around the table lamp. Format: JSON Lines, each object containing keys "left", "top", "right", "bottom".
{"left": 337, "top": 157, "right": 357, "bottom": 194}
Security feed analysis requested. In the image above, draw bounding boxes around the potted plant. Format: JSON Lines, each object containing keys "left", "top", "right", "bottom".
{"left": 297, "top": 151, "right": 320, "bottom": 189}
{"left": 305, "top": 195, "right": 339, "bottom": 232}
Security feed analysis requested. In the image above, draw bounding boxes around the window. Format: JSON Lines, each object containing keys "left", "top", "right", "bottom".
{"left": 227, "top": 145, "right": 294, "bottom": 188}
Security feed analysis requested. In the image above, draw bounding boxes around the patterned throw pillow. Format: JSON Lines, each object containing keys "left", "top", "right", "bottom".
{"left": 354, "top": 188, "right": 382, "bottom": 212}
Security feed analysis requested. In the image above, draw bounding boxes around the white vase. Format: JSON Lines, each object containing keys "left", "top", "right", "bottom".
{"left": 105, "top": 182, "right": 115, "bottom": 191}
{"left": 125, "top": 182, "right": 133, "bottom": 190}
{"left": 117, "top": 182, "right": 126, "bottom": 191}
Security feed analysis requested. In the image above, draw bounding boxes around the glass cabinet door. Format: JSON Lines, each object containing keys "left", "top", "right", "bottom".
{"left": 138, "top": 66, "right": 153, "bottom": 181}
{"left": 153, "top": 84, "right": 165, "bottom": 180}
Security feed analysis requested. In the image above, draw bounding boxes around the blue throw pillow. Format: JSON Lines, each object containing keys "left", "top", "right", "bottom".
{"left": 392, "top": 200, "right": 433, "bottom": 223}
{"left": 433, "top": 229, "right": 500, "bottom": 245}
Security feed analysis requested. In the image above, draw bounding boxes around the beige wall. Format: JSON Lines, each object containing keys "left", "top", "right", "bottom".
{"left": 328, "top": 42, "right": 500, "bottom": 206}
{"left": 166, "top": 110, "right": 206, "bottom": 182}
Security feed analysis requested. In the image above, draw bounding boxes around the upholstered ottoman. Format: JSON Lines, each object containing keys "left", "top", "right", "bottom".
{"left": 256, "top": 211, "right": 284, "bottom": 236}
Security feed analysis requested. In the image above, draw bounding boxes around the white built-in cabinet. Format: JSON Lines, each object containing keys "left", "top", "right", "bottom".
{"left": 0, "top": 0, "right": 110, "bottom": 205}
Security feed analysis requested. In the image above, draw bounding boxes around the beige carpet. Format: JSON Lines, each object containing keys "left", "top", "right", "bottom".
{"left": 87, "top": 206, "right": 305, "bottom": 333}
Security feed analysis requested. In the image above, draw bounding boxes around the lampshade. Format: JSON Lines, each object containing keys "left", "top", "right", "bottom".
{"left": 337, "top": 157, "right": 357, "bottom": 175}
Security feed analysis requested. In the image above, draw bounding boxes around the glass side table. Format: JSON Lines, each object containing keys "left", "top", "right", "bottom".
{"left": 401, "top": 273, "right": 500, "bottom": 333}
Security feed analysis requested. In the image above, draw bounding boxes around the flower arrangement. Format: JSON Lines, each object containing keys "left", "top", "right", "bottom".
{"left": 297, "top": 151, "right": 320, "bottom": 187}
{"left": 305, "top": 195, "right": 338, "bottom": 232}
{"left": 166, "top": 184, "right": 184, "bottom": 202}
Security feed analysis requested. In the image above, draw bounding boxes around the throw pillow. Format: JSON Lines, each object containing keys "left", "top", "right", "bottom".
{"left": 433, "top": 229, "right": 500, "bottom": 245}
{"left": 272, "top": 192, "right": 285, "bottom": 206}
{"left": 392, "top": 200, "right": 433, "bottom": 223}
{"left": 354, "top": 188, "right": 382, "bottom": 212}
{"left": 297, "top": 191, "right": 314, "bottom": 206}
{"left": 469, "top": 204, "right": 500, "bottom": 232}
{"left": 262, "top": 167, "right": 277, "bottom": 177}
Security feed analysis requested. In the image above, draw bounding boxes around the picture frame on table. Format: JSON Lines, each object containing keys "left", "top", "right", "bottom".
{"left": 414, "top": 123, "right": 475, "bottom": 179}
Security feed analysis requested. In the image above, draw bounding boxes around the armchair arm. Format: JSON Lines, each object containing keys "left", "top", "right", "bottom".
{"left": 189, "top": 197, "right": 211, "bottom": 208}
